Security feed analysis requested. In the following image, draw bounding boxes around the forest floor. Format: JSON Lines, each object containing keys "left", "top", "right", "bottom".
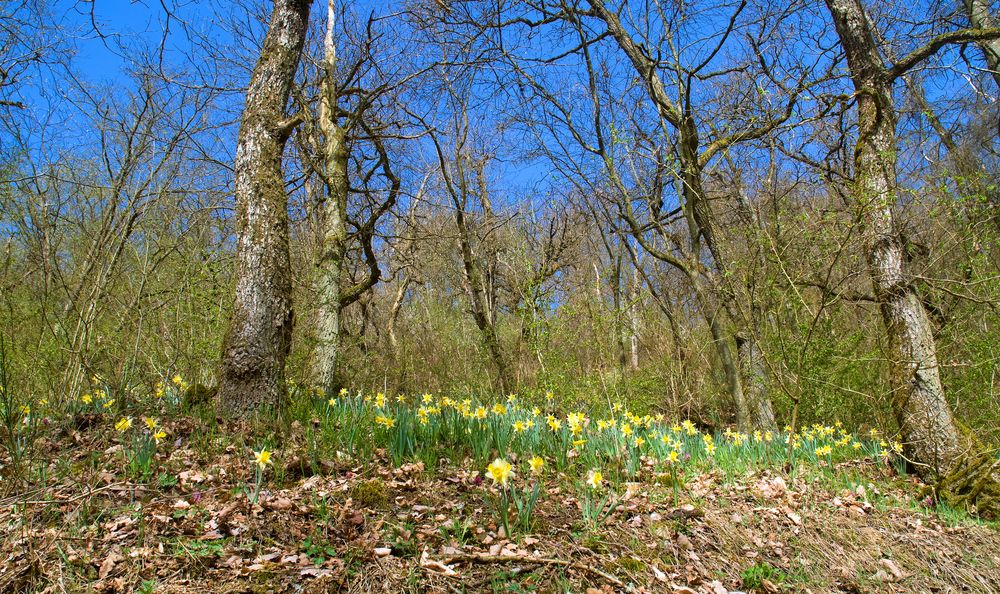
{"left": 2, "top": 414, "right": 999, "bottom": 594}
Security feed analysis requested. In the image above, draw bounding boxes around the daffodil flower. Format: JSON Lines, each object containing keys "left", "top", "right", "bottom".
{"left": 254, "top": 448, "right": 272, "bottom": 469}
{"left": 486, "top": 458, "right": 513, "bottom": 486}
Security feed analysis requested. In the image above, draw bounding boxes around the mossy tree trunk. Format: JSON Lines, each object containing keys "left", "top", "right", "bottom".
{"left": 312, "top": 0, "right": 350, "bottom": 399}
{"left": 963, "top": 0, "right": 1000, "bottom": 91}
{"left": 823, "top": 0, "right": 1000, "bottom": 505}
{"left": 217, "top": 0, "right": 311, "bottom": 417}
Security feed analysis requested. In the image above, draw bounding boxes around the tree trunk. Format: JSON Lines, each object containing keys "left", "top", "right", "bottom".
{"left": 689, "top": 273, "right": 750, "bottom": 427}
{"left": 456, "top": 203, "right": 513, "bottom": 393}
{"left": 963, "top": 0, "right": 1000, "bottom": 91}
{"left": 737, "top": 331, "right": 776, "bottom": 431}
{"left": 217, "top": 0, "right": 311, "bottom": 417}
{"left": 628, "top": 265, "right": 640, "bottom": 371}
{"left": 312, "top": 0, "right": 349, "bottom": 398}
{"left": 825, "top": 0, "right": 963, "bottom": 477}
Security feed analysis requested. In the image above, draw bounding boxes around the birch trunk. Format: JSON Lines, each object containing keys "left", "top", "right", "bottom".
{"left": 217, "top": 0, "right": 311, "bottom": 417}
{"left": 312, "top": 0, "right": 349, "bottom": 398}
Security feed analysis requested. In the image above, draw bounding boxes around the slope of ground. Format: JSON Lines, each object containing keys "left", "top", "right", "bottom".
{"left": 1, "top": 414, "right": 998, "bottom": 594}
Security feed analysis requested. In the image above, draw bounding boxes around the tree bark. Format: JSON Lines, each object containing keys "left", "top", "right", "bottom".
{"left": 455, "top": 193, "right": 513, "bottom": 394}
{"left": 963, "top": 0, "right": 1000, "bottom": 91}
{"left": 824, "top": 0, "right": 963, "bottom": 477}
{"left": 217, "top": 0, "right": 311, "bottom": 417}
{"left": 737, "top": 330, "right": 776, "bottom": 431}
{"left": 312, "top": 0, "right": 350, "bottom": 398}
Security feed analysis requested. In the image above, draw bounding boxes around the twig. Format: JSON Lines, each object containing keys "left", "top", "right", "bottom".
{"left": 11, "top": 483, "right": 122, "bottom": 506}
{"left": 439, "top": 552, "right": 625, "bottom": 587}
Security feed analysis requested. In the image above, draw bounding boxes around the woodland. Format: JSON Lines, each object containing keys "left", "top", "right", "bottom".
{"left": 1, "top": 0, "right": 1000, "bottom": 592}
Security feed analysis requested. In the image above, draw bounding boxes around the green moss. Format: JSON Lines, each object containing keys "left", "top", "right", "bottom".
{"left": 182, "top": 383, "right": 217, "bottom": 412}
{"left": 617, "top": 556, "right": 646, "bottom": 573}
{"left": 937, "top": 450, "right": 1000, "bottom": 520}
{"left": 348, "top": 478, "right": 388, "bottom": 508}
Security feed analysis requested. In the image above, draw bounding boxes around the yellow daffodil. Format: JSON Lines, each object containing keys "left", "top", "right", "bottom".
{"left": 254, "top": 448, "right": 272, "bottom": 469}
{"left": 153, "top": 429, "right": 167, "bottom": 444}
{"left": 528, "top": 456, "right": 544, "bottom": 474}
{"left": 586, "top": 469, "right": 603, "bottom": 489}
{"left": 143, "top": 417, "right": 157, "bottom": 430}
{"left": 667, "top": 450, "right": 679, "bottom": 463}
{"left": 82, "top": 393, "right": 93, "bottom": 404}
{"left": 115, "top": 417, "right": 132, "bottom": 432}
{"left": 513, "top": 420, "right": 527, "bottom": 433}
{"left": 486, "top": 458, "right": 513, "bottom": 486}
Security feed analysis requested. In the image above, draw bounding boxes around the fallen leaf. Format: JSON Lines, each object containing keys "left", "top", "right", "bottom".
{"left": 98, "top": 550, "right": 123, "bottom": 580}
{"left": 419, "top": 550, "right": 458, "bottom": 576}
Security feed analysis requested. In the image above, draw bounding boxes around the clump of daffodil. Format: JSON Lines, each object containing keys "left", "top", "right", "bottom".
{"left": 581, "top": 469, "right": 616, "bottom": 529}
{"left": 483, "top": 457, "right": 540, "bottom": 536}
{"left": 248, "top": 447, "right": 273, "bottom": 504}
{"left": 118, "top": 416, "right": 165, "bottom": 480}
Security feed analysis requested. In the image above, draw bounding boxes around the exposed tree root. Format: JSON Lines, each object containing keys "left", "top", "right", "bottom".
{"left": 936, "top": 447, "right": 1000, "bottom": 520}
